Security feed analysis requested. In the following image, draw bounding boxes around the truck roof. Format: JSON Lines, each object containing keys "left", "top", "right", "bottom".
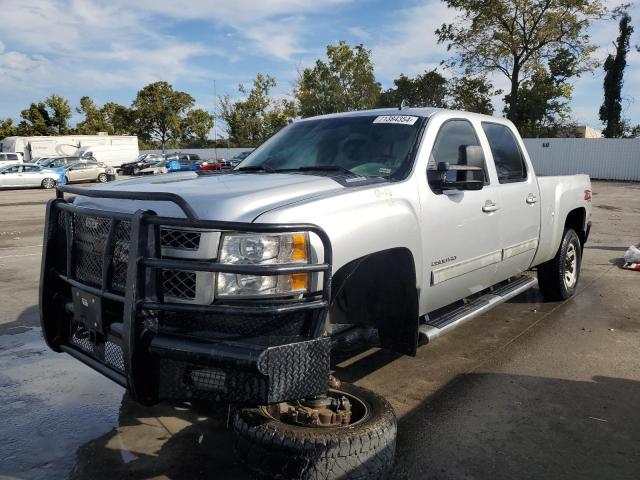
{"left": 298, "top": 107, "right": 510, "bottom": 125}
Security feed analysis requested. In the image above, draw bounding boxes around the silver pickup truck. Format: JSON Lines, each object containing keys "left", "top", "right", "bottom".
{"left": 40, "top": 108, "right": 592, "bottom": 479}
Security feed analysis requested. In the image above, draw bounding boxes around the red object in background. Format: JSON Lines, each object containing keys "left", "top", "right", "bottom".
{"left": 199, "top": 160, "right": 222, "bottom": 171}
{"left": 584, "top": 189, "right": 592, "bottom": 201}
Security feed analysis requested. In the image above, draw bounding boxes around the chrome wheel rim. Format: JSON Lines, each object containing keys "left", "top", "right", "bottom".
{"left": 564, "top": 243, "right": 577, "bottom": 288}
{"left": 43, "top": 178, "right": 54, "bottom": 189}
{"left": 98, "top": 174, "right": 108, "bottom": 182}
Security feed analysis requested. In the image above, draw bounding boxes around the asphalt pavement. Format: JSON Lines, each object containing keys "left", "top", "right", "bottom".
{"left": 0, "top": 181, "right": 638, "bottom": 480}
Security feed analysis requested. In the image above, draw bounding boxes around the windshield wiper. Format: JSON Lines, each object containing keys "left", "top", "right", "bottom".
{"left": 276, "top": 165, "right": 357, "bottom": 176}
{"left": 236, "top": 165, "right": 275, "bottom": 173}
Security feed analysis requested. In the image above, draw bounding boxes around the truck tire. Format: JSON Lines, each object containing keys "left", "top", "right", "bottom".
{"left": 232, "top": 383, "right": 397, "bottom": 480}
{"left": 537, "top": 228, "right": 582, "bottom": 301}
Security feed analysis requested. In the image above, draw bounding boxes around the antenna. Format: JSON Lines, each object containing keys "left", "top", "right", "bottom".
{"left": 399, "top": 99, "right": 410, "bottom": 110}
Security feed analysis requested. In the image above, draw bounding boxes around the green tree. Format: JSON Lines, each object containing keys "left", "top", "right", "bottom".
{"left": 45, "top": 94, "right": 71, "bottom": 134}
{"left": 181, "top": 108, "right": 215, "bottom": 146}
{"left": 0, "top": 118, "right": 16, "bottom": 139}
{"left": 17, "top": 102, "right": 55, "bottom": 136}
{"left": 599, "top": 12, "right": 634, "bottom": 138}
{"left": 76, "top": 97, "right": 135, "bottom": 135}
{"left": 132, "top": 81, "right": 195, "bottom": 150}
{"left": 102, "top": 102, "right": 135, "bottom": 135}
{"left": 378, "top": 70, "right": 448, "bottom": 108}
{"left": 505, "top": 49, "right": 578, "bottom": 137}
{"left": 436, "top": 0, "right": 605, "bottom": 129}
{"left": 449, "top": 75, "right": 498, "bottom": 114}
{"left": 220, "top": 73, "right": 296, "bottom": 147}
{"left": 296, "top": 41, "right": 381, "bottom": 117}
{"left": 75, "top": 96, "right": 108, "bottom": 134}
{"left": 16, "top": 95, "right": 72, "bottom": 135}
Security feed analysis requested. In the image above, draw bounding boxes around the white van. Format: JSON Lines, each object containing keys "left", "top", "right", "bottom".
{"left": 0, "top": 152, "right": 24, "bottom": 166}
{"left": 79, "top": 143, "right": 139, "bottom": 168}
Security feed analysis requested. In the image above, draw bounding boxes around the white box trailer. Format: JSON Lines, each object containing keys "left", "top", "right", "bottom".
{"left": 79, "top": 143, "right": 139, "bottom": 168}
{"left": 0, "top": 135, "right": 139, "bottom": 163}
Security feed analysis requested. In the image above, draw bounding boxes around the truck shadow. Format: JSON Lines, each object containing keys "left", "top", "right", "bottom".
{"left": 70, "top": 395, "right": 251, "bottom": 480}
{"left": 391, "top": 373, "right": 640, "bottom": 480}
{"left": 0, "top": 304, "right": 39, "bottom": 335}
{"left": 66, "top": 373, "right": 640, "bottom": 480}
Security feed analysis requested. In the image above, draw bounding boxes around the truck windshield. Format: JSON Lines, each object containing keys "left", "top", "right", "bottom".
{"left": 237, "top": 115, "right": 424, "bottom": 180}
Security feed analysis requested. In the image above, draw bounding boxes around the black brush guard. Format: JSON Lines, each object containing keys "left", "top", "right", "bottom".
{"left": 40, "top": 186, "right": 333, "bottom": 405}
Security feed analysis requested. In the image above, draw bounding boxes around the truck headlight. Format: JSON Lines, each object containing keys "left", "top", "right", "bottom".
{"left": 217, "top": 232, "right": 309, "bottom": 297}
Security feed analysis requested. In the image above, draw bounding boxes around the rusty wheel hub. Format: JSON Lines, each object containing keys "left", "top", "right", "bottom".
{"left": 261, "top": 387, "right": 368, "bottom": 428}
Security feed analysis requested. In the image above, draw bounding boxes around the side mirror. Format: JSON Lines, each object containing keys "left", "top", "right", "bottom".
{"left": 436, "top": 161, "right": 484, "bottom": 191}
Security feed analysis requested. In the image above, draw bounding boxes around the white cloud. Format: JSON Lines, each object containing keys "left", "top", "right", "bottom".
{"left": 348, "top": 26, "right": 371, "bottom": 41}
{"left": 110, "top": 0, "right": 350, "bottom": 60}
{"left": 370, "top": 1, "right": 456, "bottom": 84}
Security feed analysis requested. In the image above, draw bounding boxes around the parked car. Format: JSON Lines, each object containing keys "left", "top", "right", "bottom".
{"left": 63, "top": 161, "right": 116, "bottom": 184}
{"left": 138, "top": 160, "right": 169, "bottom": 176}
{"left": 177, "top": 153, "right": 202, "bottom": 162}
{"left": 118, "top": 153, "right": 166, "bottom": 176}
{"left": 198, "top": 159, "right": 223, "bottom": 171}
{"left": 39, "top": 156, "right": 94, "bottom": 169}
{"left": 0, "top": 152, "right": 24, "bottom": 166}
{"left": 0, "top": 163, "right": 66, "bottom": 189}
{"left": 41, "top": 108, "right": 592, "bottom": 480}
{"left": 228, "top": 150, "right": 253, "bottom": 167}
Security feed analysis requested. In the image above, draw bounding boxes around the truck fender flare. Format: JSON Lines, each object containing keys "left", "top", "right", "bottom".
{"left": 329, "top": 247, "right": 419, "bottom": 356}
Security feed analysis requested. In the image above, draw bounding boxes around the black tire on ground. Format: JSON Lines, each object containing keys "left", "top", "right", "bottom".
{"left": 537, "top": 228, "right": 582, "bottom": 301}
{"left": 41, "top": 177, "right": 56, "bottom": 189}
{"left": 232, "top": 382, "right": 397, "bottom": 480}
{"left": 97, "top": 173, "right": 108, "bottom": 183}
{"left": 132, "top": 167, "right": 140, "bottom": 175}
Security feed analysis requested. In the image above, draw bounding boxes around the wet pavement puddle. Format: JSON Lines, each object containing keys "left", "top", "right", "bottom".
{"left": 0, "top": 328, "right": 249, "bottom": 480}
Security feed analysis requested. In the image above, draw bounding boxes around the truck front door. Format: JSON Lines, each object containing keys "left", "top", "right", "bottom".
{"left": 419, "top": 118, "right": 503, "bottom": 313}
{"left": 480, "top": 122, "right": 541, "bottom": 281}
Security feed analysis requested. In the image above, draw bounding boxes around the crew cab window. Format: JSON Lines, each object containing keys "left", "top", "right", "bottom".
{"left": 481, "top": 123, "right": 527, "bottom": 183}
{"left": 427, "top": 120, "right": 486, "bottom": 191}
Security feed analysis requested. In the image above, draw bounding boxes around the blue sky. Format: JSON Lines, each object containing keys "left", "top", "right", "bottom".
{"left": 0, "top": 0, "right": 638, "bottom": 133}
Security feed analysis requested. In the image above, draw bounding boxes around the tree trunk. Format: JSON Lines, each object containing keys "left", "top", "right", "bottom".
{"left": 506, "top": 60, "right": 521, "bottom": 123}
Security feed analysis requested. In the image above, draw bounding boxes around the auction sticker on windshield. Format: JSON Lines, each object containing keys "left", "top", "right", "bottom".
{"left": 373, "top": 115, "right": 419, "bottom": 125}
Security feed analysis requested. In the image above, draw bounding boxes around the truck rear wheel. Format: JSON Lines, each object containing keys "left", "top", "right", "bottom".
{"left": 538, "top": 228, "right": 582, "bottom": 301}
{"left": 232, "top": 382, "right": 397, "bottom": 480}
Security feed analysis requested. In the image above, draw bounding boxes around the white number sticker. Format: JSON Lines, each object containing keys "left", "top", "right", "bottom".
{"left": 373, "top": 115, "right": 419, "bottom": 125}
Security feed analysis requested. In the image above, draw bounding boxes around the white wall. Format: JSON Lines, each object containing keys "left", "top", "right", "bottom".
{"left": 524, "top": 138, "right": 640, "bottom": 181}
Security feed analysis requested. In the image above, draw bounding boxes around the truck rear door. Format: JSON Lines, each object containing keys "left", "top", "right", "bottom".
{"left": 480, "top": 122, "right": 541, "bottom": 281}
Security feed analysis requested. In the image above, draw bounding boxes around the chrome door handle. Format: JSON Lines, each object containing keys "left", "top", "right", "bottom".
{"left": 482, "top": 200, "right": 499, "bottom": 213}
{"left": 526, "top": 194, "right": 538, "bottom": 204}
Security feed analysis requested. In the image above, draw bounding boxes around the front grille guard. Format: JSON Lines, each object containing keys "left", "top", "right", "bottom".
{"left": 40, "top": 185, "right": 333, "bottom": 403}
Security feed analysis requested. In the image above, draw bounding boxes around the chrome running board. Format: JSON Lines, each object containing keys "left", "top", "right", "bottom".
{"left": 419, "top": 275, "right": 538, "bottom": 343}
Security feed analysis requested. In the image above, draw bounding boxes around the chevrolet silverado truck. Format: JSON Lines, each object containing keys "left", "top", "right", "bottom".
{"left": 40, "top": 108, "right": 592, "bottom": 479}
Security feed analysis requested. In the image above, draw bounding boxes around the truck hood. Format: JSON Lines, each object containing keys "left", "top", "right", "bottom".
{"left": 72, "top": 171, "right": 346, "bottom": 222}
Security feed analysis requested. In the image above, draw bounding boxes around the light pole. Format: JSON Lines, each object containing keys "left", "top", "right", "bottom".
{"left": 213, "top": 80, "right": 218, "bottom": 160}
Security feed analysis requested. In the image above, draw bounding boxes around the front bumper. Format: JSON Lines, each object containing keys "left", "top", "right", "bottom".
{"left": 40, "top": 186, "right": 332, "bottom": 405}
